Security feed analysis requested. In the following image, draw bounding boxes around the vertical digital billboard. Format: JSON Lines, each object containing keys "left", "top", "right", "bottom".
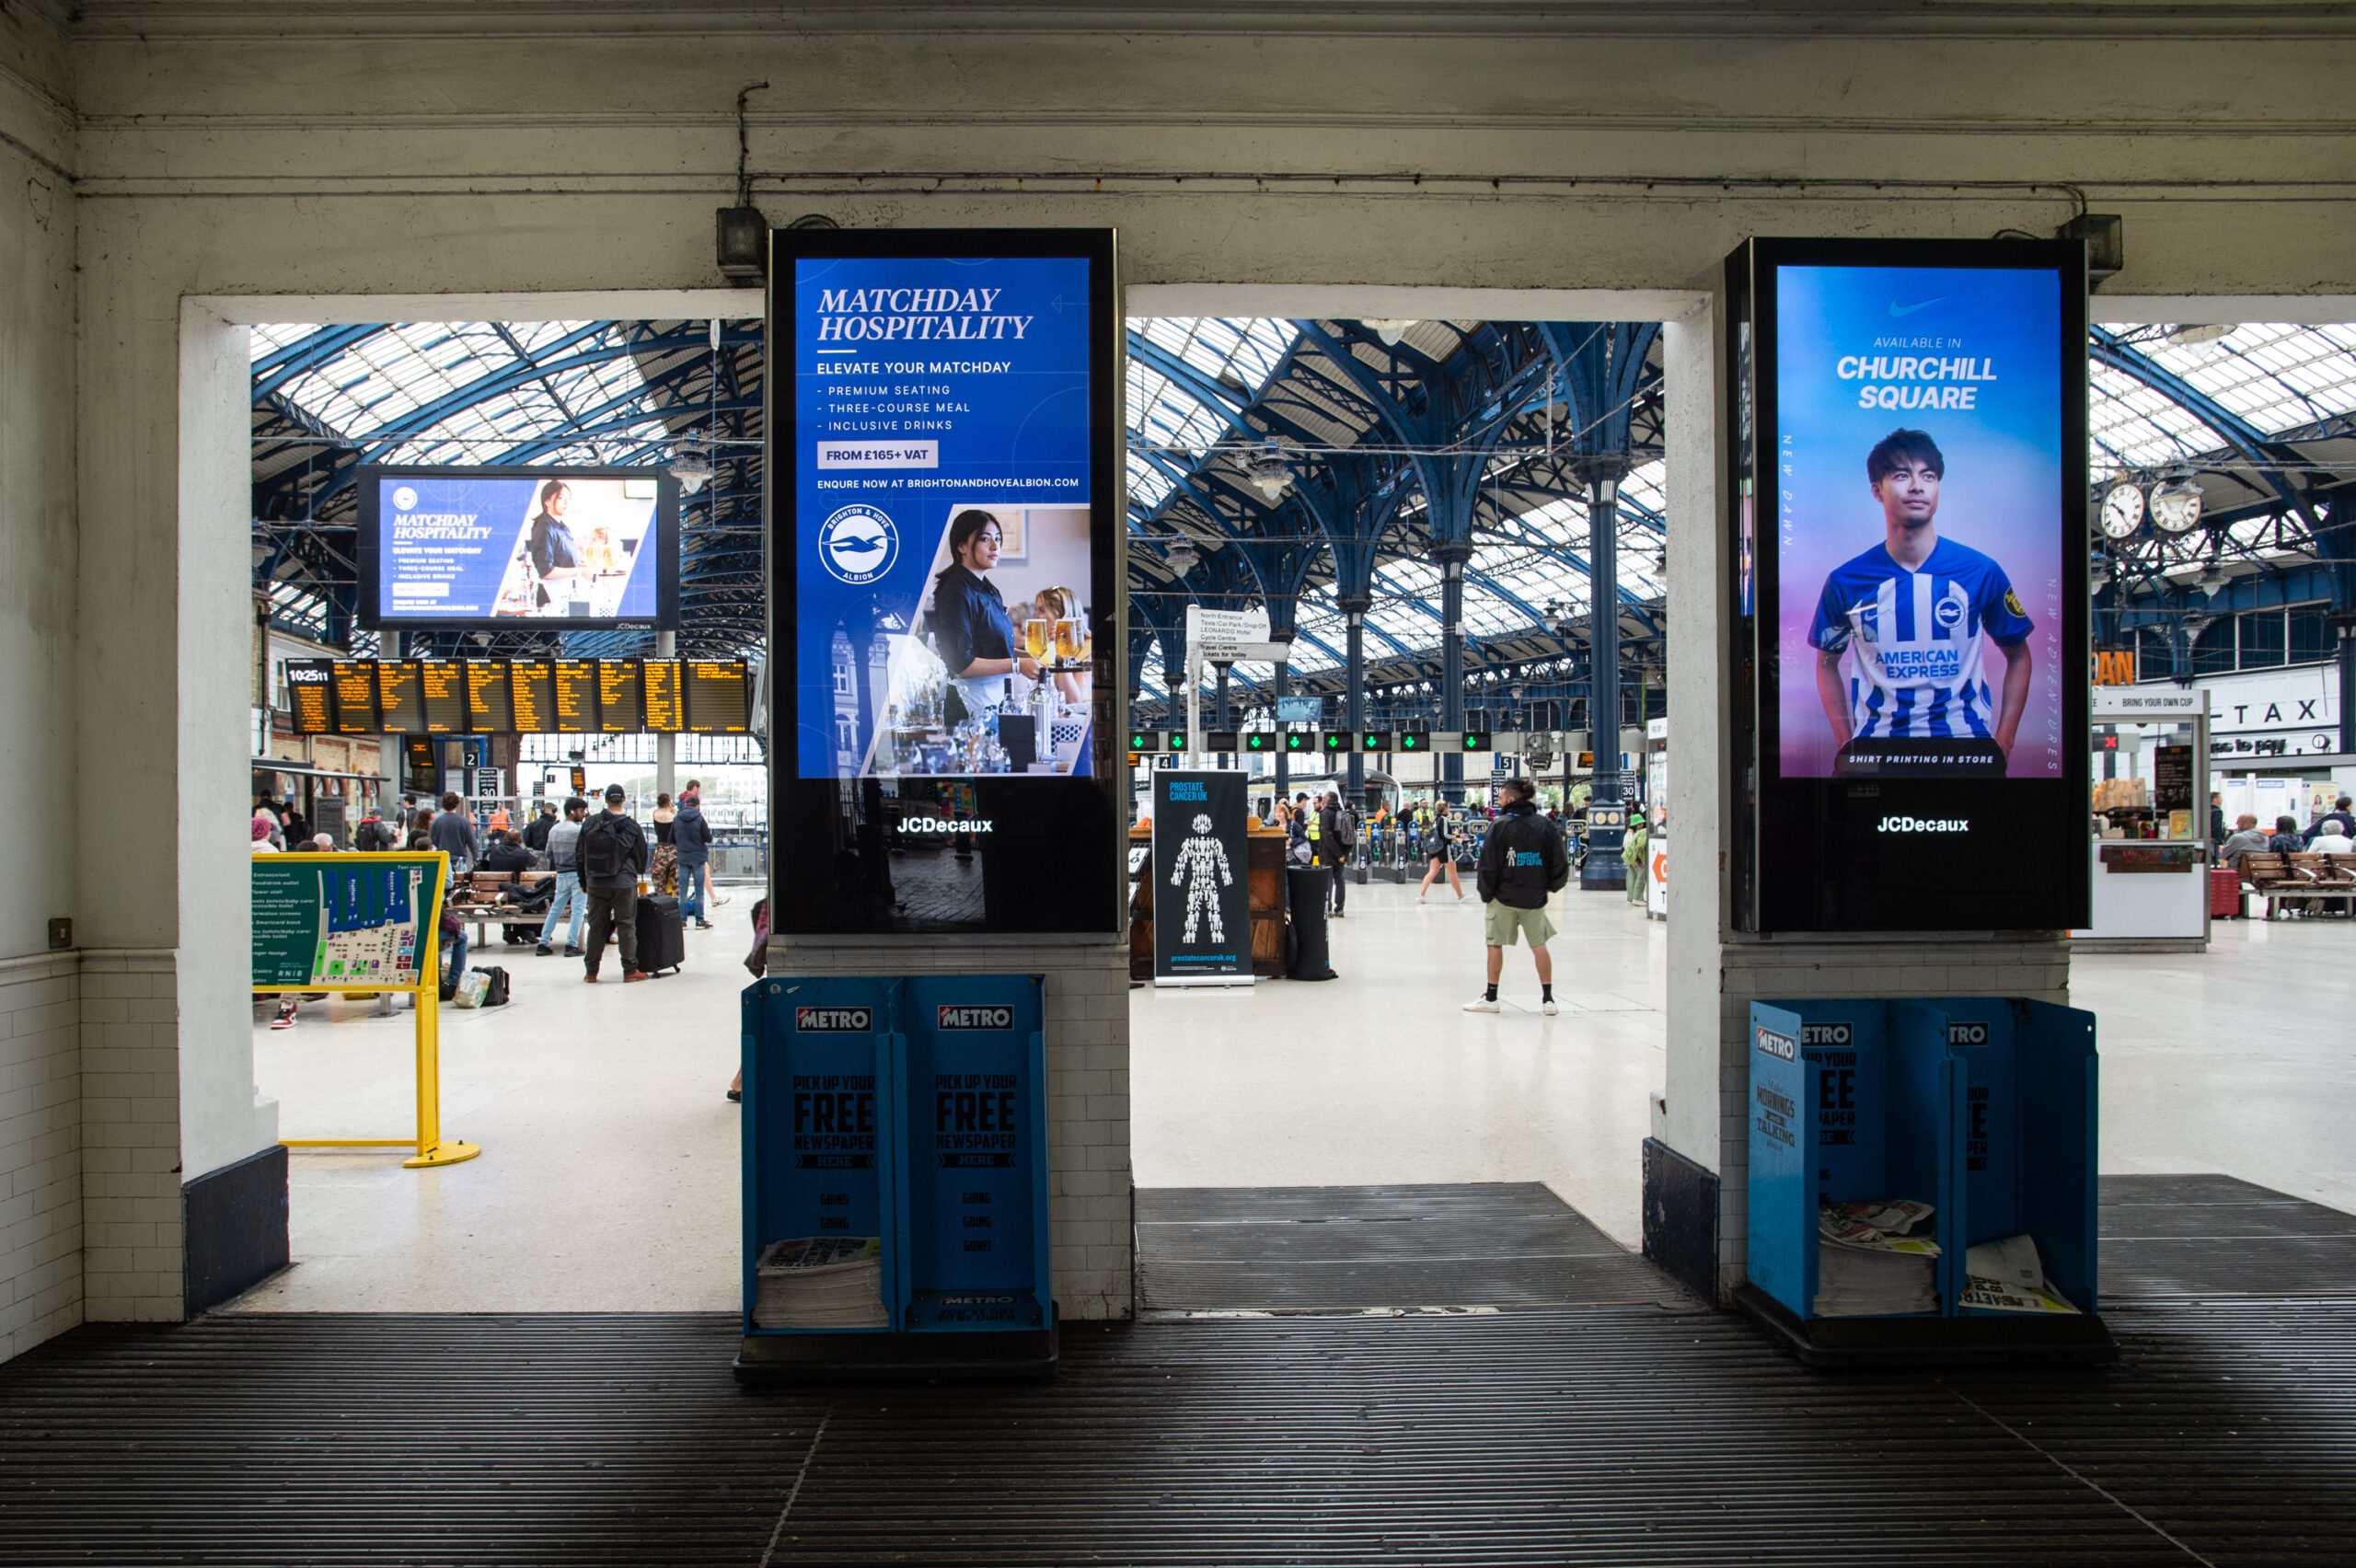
{"left": 355, "top": 466, "right": 679, "bottom": 632}
{"left": 769, "top": 227, "right": 1122, "bottom": 937}
{"left": 1728, "top": 237, "right": 2088, "bottom": 933}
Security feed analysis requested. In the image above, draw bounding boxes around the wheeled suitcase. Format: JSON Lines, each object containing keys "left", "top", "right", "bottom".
{"left": 2209, "top": 864, "right": 2244, "bottom": 919}
{"left": 636, "top": 893, "right": 686, "bottom": 974}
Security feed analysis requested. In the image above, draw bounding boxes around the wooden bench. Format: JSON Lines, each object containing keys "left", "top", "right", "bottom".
{"left": 2244, "top": 852, "right": 2356, "bottom": 919}
{"left": 447, "top": 870, "right": 560, "bottom": 943}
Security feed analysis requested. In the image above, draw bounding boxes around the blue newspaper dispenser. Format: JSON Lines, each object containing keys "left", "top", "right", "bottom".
{"left": 736, "top": 974, "right": 1057, "bottom": 1381}
{"left": 1742, "top": 996, "right": 2111, "bottom": 1366}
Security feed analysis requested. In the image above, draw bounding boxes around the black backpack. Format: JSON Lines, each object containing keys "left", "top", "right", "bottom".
{"left": 579, "top": 815, "right": 628, "bottom": 881}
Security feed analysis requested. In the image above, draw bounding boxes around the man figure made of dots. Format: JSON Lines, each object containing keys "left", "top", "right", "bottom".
{"left": 1170, "top": 812, "right": 1235, "bottom": 944}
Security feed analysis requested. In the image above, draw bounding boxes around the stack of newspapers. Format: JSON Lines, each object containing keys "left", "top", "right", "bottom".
{"left": 1814, "top": 1199, "right": 1941, "bottom": 1318}
{"left": 752, "top": 1236, "right": 888, "bottom": 1330}
{"left": 1959, "top": 1233, "right": 2083, "bottom": 1314}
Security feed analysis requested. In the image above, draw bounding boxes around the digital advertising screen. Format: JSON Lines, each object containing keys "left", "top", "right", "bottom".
{"left": 769, "top": 226, "right": 1122, "bottom": 937}
{"left": 356, "top": 466, "right": 679, "bottom": 632}
{"left": 1730, "top": 237, "right": 2088, "bottom": 933}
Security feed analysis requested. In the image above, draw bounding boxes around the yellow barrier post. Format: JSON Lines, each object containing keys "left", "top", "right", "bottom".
{"left": 262, "top": 850, "right": 479, "bottom": 1168}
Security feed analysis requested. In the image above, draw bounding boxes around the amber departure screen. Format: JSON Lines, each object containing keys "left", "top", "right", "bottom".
{"left": 684, "top": 659, "right": 750, "bottom": 734}
{"left": 552, "top": 660, "right": 599, "bottom": 732}
{"left": 332, "top": 663, "right": 379, "bottom": 734}
{"left": 467, "top": 661, "right": 515, "bottom": 732}
{"left": 510, "top": 660, "right": 556, "bottom": 732}
{"left": 597, "top": 660, "right": 643, "bottom": 733}
{"left": 418, "top": 663, "right": 468, "bottom": 733}
{"left": 375, "top": 661, "right": 425, "bottom": 734}
{"left": 642, "top": 660, "right": 684, "bottom": 732}
{"left": 286, "top": 660, "right": 336, "bottom": 734}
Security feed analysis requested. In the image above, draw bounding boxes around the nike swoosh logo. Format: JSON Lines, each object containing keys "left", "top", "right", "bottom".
{"left": 1888, "top": 296, "right": 1946, "bottom": 317}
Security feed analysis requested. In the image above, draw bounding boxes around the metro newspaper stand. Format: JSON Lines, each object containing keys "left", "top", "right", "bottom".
{"left": 1741, "top": 996, "right": 2113, "bottom": 1366}
{"left": 737, "top": 974, "right": 1056, "bottom": 1381}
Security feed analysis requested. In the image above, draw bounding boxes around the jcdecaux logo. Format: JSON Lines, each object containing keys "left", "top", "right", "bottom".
{"left": 899, "top": 815, "right": 992, "bottom": 835}
{"left": 1877, "top": 814, "right": 1969, "bottom": 834}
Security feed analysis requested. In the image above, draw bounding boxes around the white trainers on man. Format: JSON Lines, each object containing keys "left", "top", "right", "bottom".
{"left": 1541, "top": 999, "right": 1560, "bottom": 1016}
{"left": 1462, "top": 997, "right": 1500, "bottom": 1012}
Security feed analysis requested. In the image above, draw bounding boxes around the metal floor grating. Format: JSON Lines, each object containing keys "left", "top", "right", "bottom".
{"left": 6, "top": 1302, "right": 2356, "bottom": 1564}
{"left": 1136, "top": 1182, "right": 1702, "bottom": 1313}
{"left": 2102, "top": 1173, "right": 2356, "bottom": 1297}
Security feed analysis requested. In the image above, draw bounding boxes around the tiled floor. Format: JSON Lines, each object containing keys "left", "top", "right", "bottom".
{"left": 237, "top": 879, "right": 2356, "bottom": 1311}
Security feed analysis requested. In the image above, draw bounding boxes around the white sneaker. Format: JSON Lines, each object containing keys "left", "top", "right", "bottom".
{"left": 1462, "top": 997, "right": 1500, "bottom": 1012}
{"left": 1416, "top": 895, "right": 1427, "bottom": 905}
{"left": 1541, "top": 999, "right": 1560, "bottom": 1016}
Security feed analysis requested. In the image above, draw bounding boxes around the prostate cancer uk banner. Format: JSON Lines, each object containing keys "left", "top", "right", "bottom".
{"left": 367, "top": 470, "right": 666, "bottom": 628}
{"left": 1773, "top": 263, "right": 2068, "bottom": 783}
{"left": 1150, "top": 770, "right": 1253, "bottom": 986}
{"left": 791, "top": 254, "right": 1098, "bottom": 782}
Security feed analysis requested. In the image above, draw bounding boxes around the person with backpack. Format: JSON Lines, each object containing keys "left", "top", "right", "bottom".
{"left": 675, "top": 785, "right": 717, "bottom": 929}
{"left": 1316, "top": 790, "right": 1354, "bottom": 917}
{"left": 578, "top": 784, "right": 649, "bottom": 983}
{"left": 1463, "top": 776, "right": 1570, "bottom": 1015}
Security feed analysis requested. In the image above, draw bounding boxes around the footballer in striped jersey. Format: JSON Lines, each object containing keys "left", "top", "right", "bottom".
{"left": 1809, "top": 428, "right": 2035, "bottom": 777}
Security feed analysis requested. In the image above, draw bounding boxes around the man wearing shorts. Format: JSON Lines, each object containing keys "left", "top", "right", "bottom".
{"left": 1464, "top": 776, "right": 1570, "bottom": 1016}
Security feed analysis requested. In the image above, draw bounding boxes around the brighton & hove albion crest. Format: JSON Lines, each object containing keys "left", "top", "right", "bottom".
{"left": 818, "top": 503, "right": 899, "bottom": 585}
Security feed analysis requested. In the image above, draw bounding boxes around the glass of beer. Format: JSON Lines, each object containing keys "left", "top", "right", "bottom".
{"left": 1055, "top": 617, "right": 1082, "bottom": 663}
{"left": 1023, "top": 618, "right": 1051, "bottom": 662}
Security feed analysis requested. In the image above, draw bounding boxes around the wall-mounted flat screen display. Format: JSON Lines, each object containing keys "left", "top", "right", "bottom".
{"left": 597, "top": 660, "right": 643, "bottom": 733}
{"left": 1276, "top": 696, "right": 1321, "bottom": 725}
{"left": 509, "top": 659, "right": 555, "bottom": 734}
{"left": 355, "top": 466, "right": 679, "bottom": 632}
{"left": 642, "top": 660, "right": 684, "bottom": 732}
{"left": 467, "top": 661, "right": 515, "bottom": 733}
{"left": 331, "top": 662, "right": 379, "bottom": 734}
{"left": 418, "top": 663, "right": 468, "bottom": 734}
{"left": 684, "top": 659, "right": 751, "bottom": 734}
{"left": 552, "top": 659, "right": 599, "bottom": 732}
{"left": 770, "top": 225, "right": 1121, "bottom": 936}
{"left": 286, "top": 659, "right": 335, "bottom": 734}
{"left": 1729, "top": 236, "right": 2088, "bottom": 933}
{"left": 375, "top": 661, "right": 426, "bottom": 734}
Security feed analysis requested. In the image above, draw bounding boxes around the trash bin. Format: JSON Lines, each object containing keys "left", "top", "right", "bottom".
{"left": 1285, "top": 867, "right": 1335, "bottom": 981}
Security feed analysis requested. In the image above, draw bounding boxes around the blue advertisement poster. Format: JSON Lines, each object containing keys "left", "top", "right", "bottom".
{"left": 366, "top": 471, "right": 664, "bottom": 626}
{"left": 791, "top": 255, "right": 1098, "bottom": 781}
{"left": 1773, "top": 264, "right": 2069, "bottom": 781}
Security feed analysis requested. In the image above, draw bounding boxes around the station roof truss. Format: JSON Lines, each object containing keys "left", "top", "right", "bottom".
{"left": 2087, "top": 322, "right": 2356, "bottom": 657}
{"left": 248, "top": 317, "right": 764, "bottom": 661}
{"left": 1126, "top": 315, "right": 1669, "bottom": 716}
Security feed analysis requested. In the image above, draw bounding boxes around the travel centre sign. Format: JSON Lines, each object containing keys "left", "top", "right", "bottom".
{"left": 2123, "top": 671, "right": 2340, "bottom": 759}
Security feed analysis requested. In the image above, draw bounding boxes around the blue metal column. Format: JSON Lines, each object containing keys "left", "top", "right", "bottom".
{"left": 1579, "top": 458, "right": 1629, "bottom": 889}
{"left": 1272, "top": 641, "right": 1291, "bottom": 799}
{"left": 1438, "top": 544, "right": 1470, "bottom": 803}
{"left": 1214, "top": 661, "right": 1232, "bottom": 769}
{"left": 1342, "top": 594, "right": 1370, "bottom": 800}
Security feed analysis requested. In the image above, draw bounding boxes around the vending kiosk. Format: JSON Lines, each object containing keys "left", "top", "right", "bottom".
{"left": 2075, "top": 687, "right": 2211, "bottom": 951}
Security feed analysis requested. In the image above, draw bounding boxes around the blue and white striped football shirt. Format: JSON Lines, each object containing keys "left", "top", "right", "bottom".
{"left": 1807, "top": 536, "right": 2033, "bottom": 740}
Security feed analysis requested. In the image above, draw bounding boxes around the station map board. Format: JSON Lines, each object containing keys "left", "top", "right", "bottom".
{"left": 251, "top": 853, "right": 446, "bottom": 991}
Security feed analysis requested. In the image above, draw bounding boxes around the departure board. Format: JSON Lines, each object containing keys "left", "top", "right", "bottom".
{"left": 467, "top": 661, "right": 515, "bottom": 732}
{"left": 684, "top": 659, "right": 751, "bottom": 734}
{"left": 286, "top": 660, "right": 336, "bottom": 734}
{"left": 332, "top": 662, "right": 379, "bottom": 734}
{"left": 552, "top": 660, "right": 599, "bottom": 732}
{"left": 375, "top": 661, "right": 425, "bottom": 734}
{"left": 510, "top": 659, "right": 556, "bottom": 733}
{"left": 597, "top": 659, "right": 643, "bottom": 733}
{"left": 418, "top": 663, "right": 468, "bottom": 734}
{"left": 641, "top": 660, "right": 684, "bottom": 732}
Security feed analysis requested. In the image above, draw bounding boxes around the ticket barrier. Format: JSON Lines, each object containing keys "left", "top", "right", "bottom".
{"left": 1740, "top": 995, "right": 2113, "bottom": 1367}
{"left": 736, "top": 973, "right": 1056, "bottom": 1381}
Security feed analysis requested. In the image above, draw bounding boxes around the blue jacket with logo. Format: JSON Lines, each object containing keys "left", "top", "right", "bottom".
{"left": 1475, "top": 800, "right": 1568, "bottom": 909}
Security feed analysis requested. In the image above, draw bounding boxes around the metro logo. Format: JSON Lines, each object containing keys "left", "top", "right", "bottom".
{"left": 795, "top": 1007, "right": 872, "bottom": 1032}
{"left": 1756, "top": 1027, "right": 1797, "bottom": 1062}
{"left": 1801, "top": 1022, "right": 1852, "bottom": 1045}
{"left": 938, "top": 1005, "right": 1013, "bottom": 1031}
